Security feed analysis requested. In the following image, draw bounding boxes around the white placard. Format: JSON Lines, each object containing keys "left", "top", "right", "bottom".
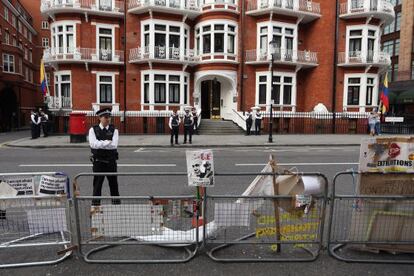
{"left": 385, "top": 117, "right": 404, "bottom": 123}
{"left": 91, "top": 204, "right": 164, "bottom": 237}
{"left": 38, "top": 175, "right": 67, "bottom": 196}
{"left": 214, "top": 202, "right": 250, "bottom": 227}
{"left": 5, "top": 177, "right": 35, "bottom": 196}
{"left": 27, "top": 208, "right": 67, "bottom": 234}
{"left": 186, "top": 150, "right": 215, "bottom": 187}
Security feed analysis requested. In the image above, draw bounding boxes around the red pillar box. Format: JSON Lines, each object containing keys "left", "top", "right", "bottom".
{"left": 69, "top": 113, "right": 87, "bottom": 143}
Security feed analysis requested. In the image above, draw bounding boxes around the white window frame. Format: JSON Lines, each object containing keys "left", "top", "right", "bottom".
{"left": 343, "top": 73, "right": 379, "bottom": 112}
{"left": 42, "top": 37, "right": 50, "bottom": 48}
{"left": 195, "top": 19, "right": 237, "bottom": 57}
{"left": 51, "top": 20, "right": 79, "bottom": 54}
{"left": 141, "top": 19, "right": 190, "bottom": 60}
{"left": 54, "top": 71, "right": 72, "bottom": 109}
{"left": 11, "top": 14, "right": 16, "bottom": 28}
{"left": 346, "top": 25, "right": 380, "bottom": 62}
{"left": 4, "top": 31, "right": 10, "bottom": 45}
{"left": 95, "top": 72, "right": 116, "bottom": 105}
{"left": 256, "top": 21, "right": 298, "bottom": 60}
{"left": 255, "top": 71, "right": 296, "bottom": 110}
{"left": 42, "top": 21, "right": 49, "bottom": 30}
{"left": 140, "top": 70, "right": 190, "bottom": 111}
{"left": 2, "top": 54, "right": 15, "bottom": 73}
{"left": 4, "top": 6, "right": 8, "bottom": 22}
{"left": 94, "top": 23, "right": 118, "bottom": 60}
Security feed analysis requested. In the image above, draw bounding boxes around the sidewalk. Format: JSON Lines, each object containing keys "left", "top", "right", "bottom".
{"left": 4, "top": 134, "right": 375, "bottom": 148}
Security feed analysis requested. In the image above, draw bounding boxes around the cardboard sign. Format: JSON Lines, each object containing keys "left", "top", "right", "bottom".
{"left": 186, "top": 150, "right": 215, "bottom": 187}
{"left": 5, "top": 177, "right": 35, "bottom": 196}
{"left": 38, "top": 175, "right": 67, "bottom": 196}
{"left": 359, "top": 137, "right": 414, "bottom": 173}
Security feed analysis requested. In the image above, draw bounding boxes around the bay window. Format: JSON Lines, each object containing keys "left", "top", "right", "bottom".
{"left": 257, "top": 22, "right": 297, "bottom": 60}
{"left": 142, "top": 20, "right": 189, "bottom": 60}
{"left": 99, "top": 76, "right": 113, "bottom": 104}
{"left": 54, "top": 72, "right": 71, "bottom": 108}
{"left": 196, "top": 21, "right": 237, "bottom": 56}
{"left": 3, "top": 54, "right": 14, "bottom": 73}
{"left": 346, "top": 25, "right": 380, "bottom": 61}
{"left": 51, "top": 22, "right": 76, "bottom": 54}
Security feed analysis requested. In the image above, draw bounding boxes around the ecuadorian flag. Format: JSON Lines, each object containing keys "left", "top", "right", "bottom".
{"left": 380, "top": 72, "right": 389, "bottom": 113}
{"left": 40, "top": 59, "right": 48, "bottom": 96}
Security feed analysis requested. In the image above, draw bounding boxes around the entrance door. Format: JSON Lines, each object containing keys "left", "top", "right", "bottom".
{"left": 201, "top": 80, "right": 221, "bottom": 119}
{"left": 0, "top": 87, "right": 18, "bottom": 132}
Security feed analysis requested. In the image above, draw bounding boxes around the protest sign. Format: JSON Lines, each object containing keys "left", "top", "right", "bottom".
{"left": 5, "top": 177, "right": 35, "bottom": 196}
{"left": 38, "top": 175, "right": 67, "bottom": 196}
{"left": 186, "top": 150, "right": 215, "bottom": 187}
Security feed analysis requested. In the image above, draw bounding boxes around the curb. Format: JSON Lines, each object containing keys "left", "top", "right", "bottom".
{"left": 4, "top": 143, "right": 361, "bottom": 149}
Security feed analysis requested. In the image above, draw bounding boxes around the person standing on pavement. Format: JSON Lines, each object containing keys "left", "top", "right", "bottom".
{"left": 255, "top": 109, "right": 262, "bottom": 135}
{"left": 169, "top": 110, "right": 181, "bottom": 146}
{"left": 89, "top": 108, "right": 120, "bottom": 206}
{"left": 39, "top": 110, "right": 49, "bottom": 137}
{"left": 183, "top": 109, "right": 194, "bottom": 144}
{"left": 30, "top": 110, "right": 41, "bottom": 139}
{"left": 368, "top": 109, "right": 379, "bottom": 136}
{"left": 374, "top": 108, "right": 381, "bottom": 135}
{"left": 245, "top": 110, "right": 253, "bottom": 136}
{"left": 192, "top": 108, "right": 199, "bottom": 135}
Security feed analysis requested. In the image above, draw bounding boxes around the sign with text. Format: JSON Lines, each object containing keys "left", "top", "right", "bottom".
{"left": 186, "top": 150, "right": 215, "bottom": 187}
{"left": 38, "top": 175, "right": 67, "bottom": 196}
{"left": 5, "top": 177, "right": 35, "bottom": 196}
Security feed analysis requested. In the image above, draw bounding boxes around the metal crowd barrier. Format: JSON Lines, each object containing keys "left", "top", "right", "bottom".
{"left": 328, "top": 171, "right": 414, "bottom": 264}
{"left": 72, "top": 172, "right": 200, "bottom": 264}
{"left": 203, "top": 172, "right": 329, "bottom": 262}
{"left": 0, "top": 172, "right": 73, "bottom": 268}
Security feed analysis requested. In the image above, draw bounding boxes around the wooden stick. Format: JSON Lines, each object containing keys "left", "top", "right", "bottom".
{"left": 269, "top": 155, "right": 281, "bottom": 253}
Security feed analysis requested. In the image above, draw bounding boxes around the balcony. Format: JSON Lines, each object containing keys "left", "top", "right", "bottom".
{"left": 129, "top": 46, "right": 199, "bottom": 65}
{"left": 245, "top": 49, "right": 318, "bottom": 68}
{"left": 47, "top": 96, "right": 72, "bottom": 110}
{"left": 41, "top": 0, "right": 124, "bottom": 19}
{"left": 338, "top": 51, "right": 391, "bottom": 67}
{"left": 43, "top": 47, "right": 124, "bottom": 65}
{"left": 246, "top": 0, "right": 321, "bottom": 24}
{"left": 128, "top": 0, "right": 201, "bottom": 18}
{"left": 339, "top": 0, "right": 395, "bottom": 24}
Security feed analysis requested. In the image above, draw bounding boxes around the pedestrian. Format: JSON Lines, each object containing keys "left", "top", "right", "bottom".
{"left": 169, "top": 110, "right": 181, "bottom": 146}
{"left": 88, "top": 108, "right": 120, "bottom": 206}
{"left": 192, "top": 109, "right": 199, "bottom": 135}
{"left": 368, "top": 109, "right": 378, "bottom": 136}
{"left": 255, "top": 109, "right": 262, "bottom": 135}
{"left": 40, "top": 110, "right": 49, "bottom": 137}
{"left": 245, "top": 110, "right": 253, "bottom": 135}
{"left": 30, "top": 110, "right": 40, "bottom": 139}
{"left": 183, "top": 109, "right": 194, "bottom": 144}
{"left": 374, "top": 108, "right": 381, "bottom": 136}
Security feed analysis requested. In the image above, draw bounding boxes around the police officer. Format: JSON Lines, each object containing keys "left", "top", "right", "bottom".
{"left": 192, "top": 109, "right": 199, "bottom": 135}
{"left": 255, "top": 109, "right": 262, "bottom": 135}
{"left": 39, "top": 109, "right": 49, "bottom": 137}
{"left": 183, "top": 109, "right": 194, "bottom": 144}
{"left": 30, "top": 110, "right": 40, "bottom": 139}
{"left": 169, "top": 110, "right": 181, "bottom": 146}
{"left": 245, "top": 110, "right": 253, "bottom": 136}
{"left": 88, "top": 108, "right": 120, "bottom": 206}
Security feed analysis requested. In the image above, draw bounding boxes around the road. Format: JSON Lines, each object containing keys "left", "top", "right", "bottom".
{"left": 0, "top": 145, "right": 412, "bottom": 275}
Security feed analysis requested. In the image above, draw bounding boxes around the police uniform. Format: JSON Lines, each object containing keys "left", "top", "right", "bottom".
{"left": 30, "top": 111, "right": 41, "bottom": 139}
{"left": 245, "top": 111, "right": 253, "bottom": 135}
{"left": 183, "top": 111, "right": 194, "bottom": 144}
{"left": 89, "top": 108, "right": 120, "bottom": 205}
{"left": 255, "top": 110, "right": 262, "bottom": 135}
{"left": 169, "top": 112, "right": 181, "bottom": 146}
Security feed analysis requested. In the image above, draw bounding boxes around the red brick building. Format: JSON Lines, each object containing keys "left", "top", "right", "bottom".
{"left": 39, "top": 0, "right": 395, "bottom": 133}
{"left": 0, "top": 0, "right": 43, "bottom": 132}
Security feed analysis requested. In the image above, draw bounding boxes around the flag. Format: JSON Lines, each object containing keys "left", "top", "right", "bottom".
{"left": 40, "top": 59, "right": 48, "bottom": 96}
{"left": 380, "top": 72, "right": 389, "bottom": 113}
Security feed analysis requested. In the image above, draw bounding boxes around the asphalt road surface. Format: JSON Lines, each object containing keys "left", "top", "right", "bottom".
{"left": 0, "top": 145, "right": 412, "bottom": 275}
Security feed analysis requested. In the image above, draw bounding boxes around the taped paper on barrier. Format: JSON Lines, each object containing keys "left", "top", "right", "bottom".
{"left": 186, "top": 150, "right": 215, "bottom": 187}
{"left": 214, "top": 202, "right": 250, "bottom": 227}
{"left": 91, "top": 204, "right": 164, "bottom": 237}
{"left": 0, "top": 181, "right": 18, "bottom": 197}
{"left": 38, "top": 175, "right": 67, "bottom": 196}
{"left": 302, "top": 176, "right": 323, "bottom": 195}
{"left": 26, "top": 208, "right": 67, "bottom": 234}
{"left": 5, "top": 176, "right": 35, "bottom": 196}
